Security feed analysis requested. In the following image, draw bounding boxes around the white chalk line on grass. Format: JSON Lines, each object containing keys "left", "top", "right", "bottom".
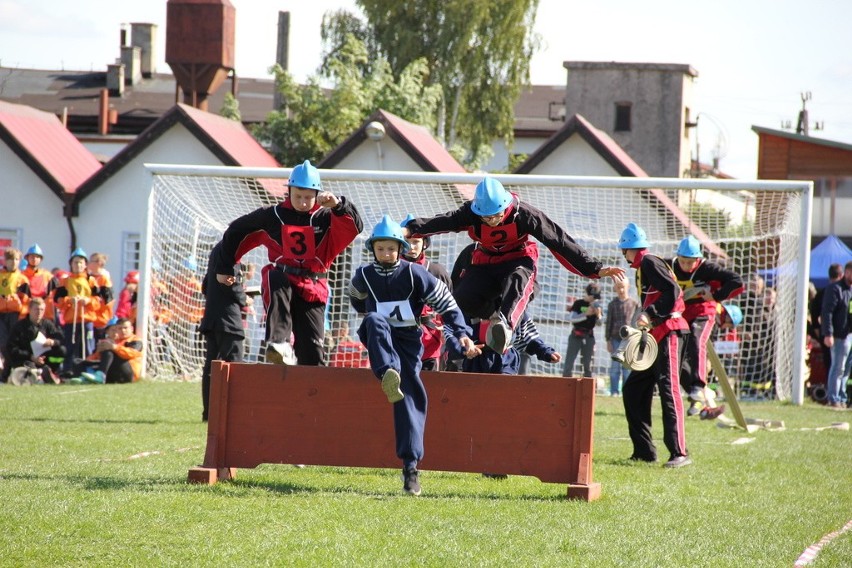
{"left": 794, "top": 519, "right": 852, "bottom": 566}
{"left": 125, "top": 446, "right": 201, "bottom": 461}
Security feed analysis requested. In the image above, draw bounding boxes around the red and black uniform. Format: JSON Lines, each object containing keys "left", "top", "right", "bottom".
{"left": 406, "top": 253, "right": 451, "bottom": 370}
{"left": 623, "top": 250, "right": 690, "bottom": 462}
{"left": 670, "top": 258, "right": 744, "bottom": 393}
{"left": 214, "top": 196, "right": 363, "bottom": 365}
{"left": 406, "top": 194, "right": 603, "bottom": 329}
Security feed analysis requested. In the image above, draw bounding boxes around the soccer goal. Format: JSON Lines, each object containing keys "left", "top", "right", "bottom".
{"left": 142, "top": 166, "right": 812, "bottom": 404}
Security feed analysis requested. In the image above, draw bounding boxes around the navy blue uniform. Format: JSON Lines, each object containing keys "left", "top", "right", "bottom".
{"left": 349, "top": 260, "right": 471, "bottom": 470}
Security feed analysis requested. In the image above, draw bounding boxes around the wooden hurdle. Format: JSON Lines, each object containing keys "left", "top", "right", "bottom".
{"left": 188, "top": 362, "right": 601, "bottom": 501}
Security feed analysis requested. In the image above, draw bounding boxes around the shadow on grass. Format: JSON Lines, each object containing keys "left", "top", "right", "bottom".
{"left": 228, "top": 469, "right": 567, "bottom": 502}
{"left": 0, "top": 416, "right": 197, "bottom": 426}
{"left": 0, "top": 472, "right": 186, "bottom": 491}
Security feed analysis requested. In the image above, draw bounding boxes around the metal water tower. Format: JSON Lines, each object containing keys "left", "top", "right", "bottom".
{"left": 165, "top": 0, "right": 235, "bottom": 111}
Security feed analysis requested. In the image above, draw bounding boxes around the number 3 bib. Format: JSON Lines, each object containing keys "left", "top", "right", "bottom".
{"left": 281, "top": 225, "right": 316, "bottom": 260}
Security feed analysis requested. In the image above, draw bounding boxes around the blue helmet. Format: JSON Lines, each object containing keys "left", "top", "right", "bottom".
{"left": 289, "top": 160, "right": 322, "bottom": 191}
{"left": 400, "top": 214, "right": 430, "bottom": 249}
{"left": 69, "top": 247, "right": 88, "bottom": 262}
{"left": 676, "top": 235, "right": 703, "bottom": 258}
{"left": 182, "top": 256, "right": 198, "bottom": 271}
{"left": 471, "top": 177, "right": 512, "bottom": 216}
{"left": 366, "top": 215, "right": 410, "bottom": 253}
{"left": 26, "top": 244, "right": 44, "bottom": 257}
{"left": 722, "top": 303, "right": 743, "bottom": 327}
{"left": 618, "top": 223, "right": 650, "bottom": 249}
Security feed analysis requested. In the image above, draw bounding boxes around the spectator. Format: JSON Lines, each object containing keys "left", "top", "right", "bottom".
{"left": 22, "top": 244, "right": 54, "bottom": 300}
{"left": 88, "top": 253, "right": 114, "bottom": 341}
{"left": 53, "top": 248, "right": 104, "bottom": 373}
{"left": 811, "top": 264, "right": 842, "bottom": 376}
{"left": 739, "top": 273, "right": 768, "bottom": 393}
{"left": 605, "top": 277, "right": 640, "bottom": 396}
{"left": 80, "top": 318, "right": 143, "bottom": 384}
{"left": 0, "top": 248, "right": 31, "bottom": 381}
{"left": 820, "top": 261, "right": 852, "bottom": 408}
{"left": 617, "top": 223, "right": 691, "bottom": 468}
{"left": 199, "top": 242, "right": 248, "bottom": 422}
{"left": 562, "top": 282, "right": 603, "bottom": 378}
{"left": 115, "top": 270, "right": 139, "bottom": 321}
{"left": 5, "top": 297, "right": 65, "bottom": 384}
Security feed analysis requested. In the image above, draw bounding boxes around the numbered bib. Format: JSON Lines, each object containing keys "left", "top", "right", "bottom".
{"left": 281, "top": 225, "right": 316, "bottom": 260}
{"left": 377, "top": 300, "right": 417, "bottom": 327}
{"left": 479, "top": 223, "right": 518, "bottom": 248}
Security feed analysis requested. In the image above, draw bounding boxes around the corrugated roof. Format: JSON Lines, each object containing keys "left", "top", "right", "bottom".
{"left": 0, "top": 100, "right": 101, "bottom": 197}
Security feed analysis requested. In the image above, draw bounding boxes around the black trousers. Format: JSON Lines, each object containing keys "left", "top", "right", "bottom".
{"left": 264, "top": 269, "right": 326, "bottom": 365}
{"left": 680, "top": 316, "right": 714, "bottom": 392}
{"left": 622, "top": 331, "right": 688, "bottom": 461}
{"left": 201, "top": 330, "right": 244, "bottom": 420}
{"left": 99, "top": 351, "right": 135, "bottom": 384}
{"left": 452, "top": 256, "right": 536, "bottom": 329}
{"left": 562, "top": 331, "right": 595, "bottom": 377}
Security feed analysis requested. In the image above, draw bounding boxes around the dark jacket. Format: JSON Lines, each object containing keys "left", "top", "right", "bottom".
{"left": 7, "top": 316, "right": 64, "bottom": 367}
{"left": 820, "top": 279, "right": 852, "bottom": 338}
{"left": 199, "top": 243, "right": 248, "bottom": 337}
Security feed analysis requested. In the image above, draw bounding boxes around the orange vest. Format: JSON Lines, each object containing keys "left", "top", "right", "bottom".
{"left": 0, "top": 269, "right": 29, "bottom": 315}
{"left": 91, "top": 271, "right": 114, "bottom": 329}
{"left": 57, "top": 273, "right": 102, "bottom": 324}
{"left": 22, "top": 267, "right": 52, "bottom": 299}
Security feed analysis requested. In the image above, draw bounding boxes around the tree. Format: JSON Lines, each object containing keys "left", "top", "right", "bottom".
{"left": 253, "top": 35, "right": 442, "bottom": 166}
{"left": 219, "top": 92, "right": 241, "bottom": 122}
{"left": 321, "top": 1, "right": 540, "bottom": 169}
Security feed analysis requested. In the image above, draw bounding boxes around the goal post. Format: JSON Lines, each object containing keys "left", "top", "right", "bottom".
{"left": 142, "top": 165, "right": 812, "bottom": 404}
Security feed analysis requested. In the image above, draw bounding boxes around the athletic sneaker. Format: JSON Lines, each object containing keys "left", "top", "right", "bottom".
{"left": 265, "top": 343, "right": 297, "bottom": 365}
{"left": 486, "top": 318, "right": 512, "bottom": 354}
{"left": 80, "top": 371, "right": 105, "bottom": 384}
{"left": 381, "top": 368, "right": 404, "bottom": 403}
{"left": 688, "top": 386, "right": 706, "bottom": 403}
{"left": 687, "top": 401, "right": 704, "bottom": 416}
{"left": 663, "top": 455, "right": 693, "bottom": 468}
{"left": 402, "top": 467, "right": 421, "bottom": 496}
{"left": 700, "top": 405, "right": 726, "bottom": 420}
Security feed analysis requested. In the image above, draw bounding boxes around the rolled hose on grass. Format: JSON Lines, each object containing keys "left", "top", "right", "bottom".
{"left": 611, "top": 325, "right": 658, "bottom": 371}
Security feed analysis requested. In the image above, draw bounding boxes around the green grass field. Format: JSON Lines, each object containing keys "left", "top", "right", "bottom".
{"left": 0, "top": 380, "right": 849, "bottom": 567}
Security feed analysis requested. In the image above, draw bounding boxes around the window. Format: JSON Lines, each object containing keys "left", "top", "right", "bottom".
{"left": 0, "top": 228, "right": 22, "bottom": 258}
{"left": 122, "top": 232, "right": 141, "bottom": 278}
{"left": 614, "top": 102, "right": 632, "bottom": 132}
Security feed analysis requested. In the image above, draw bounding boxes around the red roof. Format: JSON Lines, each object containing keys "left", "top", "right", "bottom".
{"left": 515, "top": 113, "right": 648, "bottom": 176}
{"left": 0, "top": 100, "right": 101, "bottom": 196}
{"left": 179, "top": 104, "right": 279, "bottom": 168}
{"left": 74, "top": 103, "right": 279, "bottom": 208}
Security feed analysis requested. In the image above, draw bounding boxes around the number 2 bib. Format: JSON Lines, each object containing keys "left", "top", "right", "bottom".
{"left": 479, "top": 223, "right": 519, "bottom": 248}
{"left": 281, "top": 225, "right": 316, "bottom": 260}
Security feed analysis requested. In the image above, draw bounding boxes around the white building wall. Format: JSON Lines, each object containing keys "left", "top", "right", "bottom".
{"left": 73, "top": 125, "right": 226, "bottom": 280}
{"left": 523, "top": 136, "right": 620, "bottom": 176}
{"left": 334, "top": 139, "right": 422, "bottom": 171}
{"left": 483, "top": 136, "right": 551, "bottom": 173}
{"left": 0, "top": 145, "right": 71, "bottom": 269}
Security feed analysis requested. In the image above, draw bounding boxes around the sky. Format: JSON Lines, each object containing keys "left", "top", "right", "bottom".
{"left": 1, "top": 0, "right": 850, "bottom": 179}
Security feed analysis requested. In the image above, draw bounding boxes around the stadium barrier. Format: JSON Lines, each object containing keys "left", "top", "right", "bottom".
{"left": 188, "top": 362, "right": 601, "bottom": 501}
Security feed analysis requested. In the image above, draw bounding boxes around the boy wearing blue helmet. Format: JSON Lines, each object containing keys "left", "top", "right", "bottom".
{"left": 349, "top": 216, "right": 478, "bottom": 496}
{"left": 403, "top": 177, "right": 623, "bottom": 354}
{"left": 22, "top": 244, "right": 54, "bottom": 301}
{"left": 214, "top": 160, "right": 363, "bottom": 366}
{"left": 618, "top": 223, "right": 691, "bottom": 468}
{"left": 670, "top": 235, "right": 744, "bottom": 415}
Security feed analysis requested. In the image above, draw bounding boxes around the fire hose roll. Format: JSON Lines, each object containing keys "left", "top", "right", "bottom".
{"left": 611, "top": 325, "right": 658, "bottom": 371}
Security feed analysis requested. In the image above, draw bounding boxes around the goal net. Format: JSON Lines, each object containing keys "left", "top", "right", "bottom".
{"left": 142, "top": 166, "right": 812, "bottom": 402}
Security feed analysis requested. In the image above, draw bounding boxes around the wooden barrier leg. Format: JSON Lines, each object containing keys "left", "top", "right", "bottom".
{"left": 567, "top": 482, "right": 602, "bottom": 501}
{"left": 187, "top": 361, "right": 236, "bottom": 485}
